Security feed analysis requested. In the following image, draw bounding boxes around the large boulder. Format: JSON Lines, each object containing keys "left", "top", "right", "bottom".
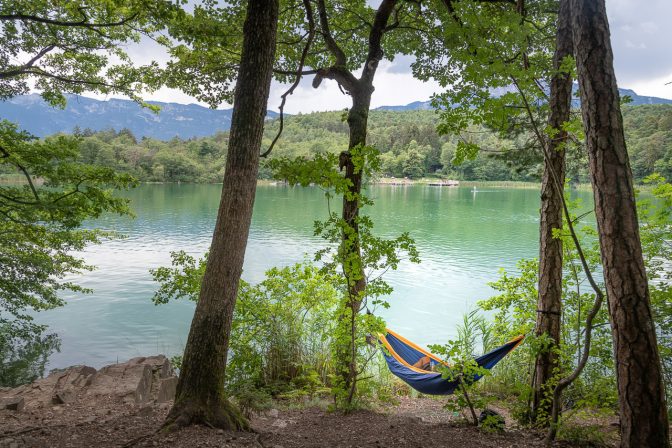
{"left": 0, "top": 396, "right": 24, "bottom": 411}
{"left": 0, "top": 355, "right": 178, "bottom": 410}
{"left": 2, "top": 365, "right": 97, "bottom": 408}
{"left": 87, "top": 356, "right": 174, "bottom": 404}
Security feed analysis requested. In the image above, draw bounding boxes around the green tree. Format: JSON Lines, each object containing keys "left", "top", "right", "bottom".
{"left": 270, "top": 0, "right": 425, "bottom": 406}
{"left": 0, "top": 0, "right": 179, "bottom": 385}
{"left": 0, "top": 0, "right": 175, "bottom": 106}
{"left": 414, "top": 0, "right": 577, "bottom": 426}
{"left": 161, "top": 0, "right": 280, "bottom": 431}
{"left": 0, "top": 121, "right": 135, "bottom": 385}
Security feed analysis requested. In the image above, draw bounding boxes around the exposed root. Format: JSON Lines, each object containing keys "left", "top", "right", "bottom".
{"left": 162, "top": 398, "right": 249, "bottom": 433}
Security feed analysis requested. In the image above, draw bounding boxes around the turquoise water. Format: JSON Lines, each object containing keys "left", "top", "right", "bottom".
{"left": 35, "top": 184, "right": 592, "bottom": 369}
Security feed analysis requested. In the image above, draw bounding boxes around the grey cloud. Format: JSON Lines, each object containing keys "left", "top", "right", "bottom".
{"left": 607, "top": 0, "right": 672, "bottom": 85}
{"left": 386, "top": 54, "right": 416, "bottom": 74}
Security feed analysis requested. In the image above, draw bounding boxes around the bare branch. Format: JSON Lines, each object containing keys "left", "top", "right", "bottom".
{"left": 261, "top": 0, "right": 317, "bottom": 158}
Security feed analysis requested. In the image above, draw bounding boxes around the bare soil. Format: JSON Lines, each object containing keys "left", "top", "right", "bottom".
{"left": 0, "top": 395, "right": 589, "bottom": 448}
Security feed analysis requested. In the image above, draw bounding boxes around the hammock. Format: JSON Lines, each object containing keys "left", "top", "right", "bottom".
{"left": 379, "top": 329, "right": 524, "bottom": 395}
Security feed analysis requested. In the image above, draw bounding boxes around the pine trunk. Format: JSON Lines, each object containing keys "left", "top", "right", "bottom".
{"left": 570, "top": 0, "right": 669, "bottom": 446}
{"left": 531, "top": 0, "right": 572, "bottom": 424}
{"left": 164, "top": 0, "right": 279, "bottom": 430}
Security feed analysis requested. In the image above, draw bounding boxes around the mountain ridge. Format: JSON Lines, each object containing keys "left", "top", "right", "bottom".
{"left": 0, "top": 94, "right": 278, "bottom": 140}
{"left": 374, "top": 86, "right": 672, "bottom": 111}
{"left": 1, "top": 88, "right": 670, "bottom": 140}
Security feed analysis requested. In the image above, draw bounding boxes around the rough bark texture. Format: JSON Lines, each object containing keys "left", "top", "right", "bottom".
{"left": 531, "top": 0, "right": 572, "bottom": 424}
{"left": 164, "top": 0, "right": 279, "bottom": 430}
{"left": 570, "top": 0, "right": 669, "bottom": 446}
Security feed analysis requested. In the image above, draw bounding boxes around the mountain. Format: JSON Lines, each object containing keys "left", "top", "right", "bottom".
{"left": 1, "top": 86, "right": 670, "bottom": 140}
{"left": 374, "top": 87, "right": 672, "bottom": 111}
{"left": 0, "top": 94, "right": 279, "bottom": 139}
{"left": 374, "top": 100, "right": 434, "bottom": 112}
{"left": 617, "top": 89, "right": 672, "bottom": 106}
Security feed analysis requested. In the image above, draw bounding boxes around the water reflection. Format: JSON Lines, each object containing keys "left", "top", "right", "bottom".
{"left": 34, "top": 184, "right": 593, "bottom": 369}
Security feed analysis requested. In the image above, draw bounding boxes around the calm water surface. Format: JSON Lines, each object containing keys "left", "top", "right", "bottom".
{"left": 36, "top": 184, "right": 592, "bottom": 369}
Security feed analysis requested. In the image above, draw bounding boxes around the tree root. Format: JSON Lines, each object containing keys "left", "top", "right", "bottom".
{"left": 162, "top": 398, "right": 249, "bottom": 432}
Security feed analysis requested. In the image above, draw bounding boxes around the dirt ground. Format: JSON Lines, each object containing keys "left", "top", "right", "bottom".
{"left": 0, "top": 396, "right": 581, "bottom": 448}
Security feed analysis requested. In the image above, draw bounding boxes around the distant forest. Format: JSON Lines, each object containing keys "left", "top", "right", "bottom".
{"left": 20, "top": 104, "right": 671, "bottom": 184}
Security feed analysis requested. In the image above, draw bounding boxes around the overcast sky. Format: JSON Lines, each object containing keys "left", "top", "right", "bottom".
{"left": 104, "top": 0, "right": 672, "bottom": 113}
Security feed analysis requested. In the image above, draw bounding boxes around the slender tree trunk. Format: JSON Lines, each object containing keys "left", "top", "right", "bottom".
{"left": 570, "top": 1, "right": 669, "bottom": 446}
{"left": 339, "top": 87, "right": 372, "bottom": 403}
{"left": 531, "top": 0, "right": 572, "bottom": 424}
{"left": 313, "top": 0, "right": 396, "bottom": 406}
{"left": 164, "top": 0, "right": 279, "bottom": 430}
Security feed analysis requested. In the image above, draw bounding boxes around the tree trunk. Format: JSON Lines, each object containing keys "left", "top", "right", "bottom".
{"left": 164, "top": 0, "right": 279, "bottom": 430}
{"left": 338, "top": 87, "right": 373, "bottom": 403}
{"left": 570, "top": 1, "right": 669, "bottom": 446}
{"left": 531, "top": 0, "right": 572, "bottom": 424}
{"left": 321, "top": 0, "right": 396, "bottom": 406}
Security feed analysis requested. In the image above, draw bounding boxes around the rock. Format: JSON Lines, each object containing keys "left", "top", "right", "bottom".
{"left": 52, "top": 389, "right": 74, "bottom": 405}
{"left": 0, "top": 396, "right": 25, "bottom": 411}
{"left": 137, "top": 405, "right": 154, "bottom": 417}
{"left": 89, "top": 362, "right": 152, "bottom": 404}
{"left": 0, "top": 356, "right": 174, "bottom": 414}
{"left": 272, "top": 419, "right": 287, "bottom": 429}
{"left": 88, "top": 355, "right": 173, "bottom": 404}
{"left": 268, "top": 408, "right": 279, "bottom": 418}
{"left": 4, "top": 365, "right": 96, "bottom": 409}
{"left": 156, "top": 377, "right": 178, "bottom": 403}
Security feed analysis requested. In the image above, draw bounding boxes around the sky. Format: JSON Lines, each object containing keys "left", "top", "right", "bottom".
{"left": 99, "top": 0, "right": 672, "bottom": 113}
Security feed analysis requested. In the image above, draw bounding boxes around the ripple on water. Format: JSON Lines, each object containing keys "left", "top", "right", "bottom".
{"left": 35, "top": 185, "right": 594, "bottom": 369}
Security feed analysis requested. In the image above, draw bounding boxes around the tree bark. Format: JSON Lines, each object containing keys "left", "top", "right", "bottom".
{"left": 531, "top": 0, "right": 572, "bottom": 424}
{"left": 570, "top": 1, "right": 669, "bottom": 446}
{"left": 338, "top": 89, "right": 371, "bottom": 403}
{"left": 164, "top": 0, "right": 279, "bottom": 430}
{"left": 314, "top": 0, "right": 397, "bottom": 405}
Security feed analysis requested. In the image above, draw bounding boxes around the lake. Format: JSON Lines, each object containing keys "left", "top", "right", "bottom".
{"left": 35, "top": 183, "right": 592, "bottom": 369}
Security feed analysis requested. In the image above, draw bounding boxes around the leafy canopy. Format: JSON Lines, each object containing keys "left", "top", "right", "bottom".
{"left": 0, "top": 0, "right": 181, "bottom": 106}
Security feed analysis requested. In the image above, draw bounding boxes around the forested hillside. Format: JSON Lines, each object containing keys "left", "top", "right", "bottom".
{"left": 14, "top": 104, "right": 670, "bottom": 183}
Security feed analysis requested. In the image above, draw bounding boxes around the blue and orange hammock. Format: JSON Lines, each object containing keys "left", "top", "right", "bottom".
{"left": 379, "top": 329, "right": 524, "bottom": 395}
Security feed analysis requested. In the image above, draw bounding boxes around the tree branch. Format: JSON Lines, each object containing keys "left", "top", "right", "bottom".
{"left": 261, "top": 0, "right": 316, "bottom": 158}
{"left": 316, "top": 0, "right": 347, "bottom": 66}
{"left": 0, "top": 145, "right": 40, "bottom": 203}
{"left": 0, "top": 12, "right": 139, "bottom": 29}
{"left": 361, "top": 0, "right": 397, "bottom": 84}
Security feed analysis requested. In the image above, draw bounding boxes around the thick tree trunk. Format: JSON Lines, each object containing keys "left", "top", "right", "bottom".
{"left": 570, "top": 1, "right": 669, "bottom": 446}
{"left": 164, "top": 0, "right": 279, "bottom": 430}
{"left": 531, "top": 0, "right": 572, "bottom": 424}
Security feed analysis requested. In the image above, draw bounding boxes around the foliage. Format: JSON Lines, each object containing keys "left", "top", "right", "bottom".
{"left": 413, "top": 0, "right": 561, "bottom": 173}
{"left": 269, "top": 144, "right": 420, "bottom": 409}
{"left": 36, "top": 105, "right": 671, "bottom": 184}
{"left": 637, "top": 174, "right": 672, "bottom": 408}
{"left": 153, "top": 258, "right": 340, "bottom": 398}
{"left": 556, "top": 423, "right": 609, "bottom": 447}
{"left": 468, "top": 177, "right": 672, "bottom": 426}
{"left": 0, "top": 121, "right": 136, "bottom": 367}
{"left": 428, "top": 309, "right": 494, "bottom": 425}
{"left": 0, "top": 322, "right": 60, "bottom": 387}
{"left": 0, "top": 0, "right": 177, "bottom": 106}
